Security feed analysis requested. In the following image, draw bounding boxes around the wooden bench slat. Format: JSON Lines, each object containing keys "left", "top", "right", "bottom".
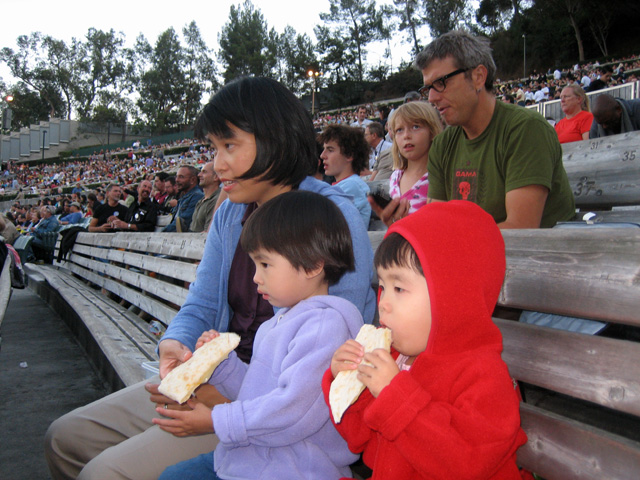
{"left": 564, "top": 131, "right": 640, "bottom": 209}
{"left": 67, "top": 252, "right": 189, "bottom": 310}
{"left": 499, "top": 229, "right": 640, "bottom": 325}
{"left": 518, "top": 403, "right": 640, "bottom": 480}
{"left": 75, "top": 232, "right": 207, "bottom": 259}
{"left": 72, "top": 243, "right": 198, "bottom": 283}
{"left": 30, "top": 266, "right": 157, "bottom": 387}
{"left": 496, "top": 318, "right": 640, "bottom": 417}
{"left": 64, "top": 260, "right": 179, "bottom": 325}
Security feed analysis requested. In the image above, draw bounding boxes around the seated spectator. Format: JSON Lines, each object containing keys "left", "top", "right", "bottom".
{"left": 31, "top": 206, "right": 60, "bottom": 262}
{"left": 59, "top": 202, "right": 84, "bottom": 225}
{"left": 587, "top": 66, "right": 613, "bottom": 92}
{"left": 153, "top": 172, "right": 170, "bottom": 206}
{"left": 589, "top": 94, "right": 640, "bottom": 138}
{"left": 0, "top": 214, "right": 19, "bottom": 245}
{"left": 189, "top": 162, "right": 221, "bottom": 233}
{"left": 86, "top": 193, "right": 98, "bottom": 217}
{"left": 417, "top": 30, "right": 575, "bottom": 229}
{"left": 350, "top": 105, "right": 373, "bottom": 129}
{"left": 371, "top": 101, "right": 443, "bottom": 227}
{"left": 364, "top": 122, "right": 392, "bottom": 174}
{"left": 554, "top": 84, "right": 593, "bottom": 143}
{"left": 369, "top": 148, "right": 394, "bottom": 182}
{"left": 109, "top": 180, "right": 159, "bottom": 232}
{"left": 88, "top": 184, "right": 128, "bottom": 232}
{"left": 319, "top": 124, "right": 372, "bottom": 228}
{"left": 162, "top": 176, "right": 178, "bottom": 214}
{"left": 162, "top": 166, "right": 204, "bottom": 232}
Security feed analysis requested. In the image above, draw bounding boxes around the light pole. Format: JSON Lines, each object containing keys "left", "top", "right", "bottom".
{"left": 522, "top": 34, "right": 526, "bottom": 79}
{"left": 307, "top": 70, "right": 320, "bottom": 116}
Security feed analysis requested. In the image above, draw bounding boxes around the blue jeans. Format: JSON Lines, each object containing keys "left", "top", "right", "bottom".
{"left": 159, "top": 451, "right": 220, "bottom": 480}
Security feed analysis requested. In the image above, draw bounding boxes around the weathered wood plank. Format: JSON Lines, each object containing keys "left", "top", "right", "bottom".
{"left": 500, "top": 228, "right": 640, "bottom": 325}
{"left": 518, "top": 404, "right": 640, "bottom": 480}
{"left": 68, "top": 252, "right": 189, "bottom": 308}
{"left": 32, "top": 266, "right": 157, "bottom": 386}
{"left": 71, "top": 243, "right": 198, "bottom": 283}
{"left": 74, "top": 232, "right": 207, "bottom": 260}
{"left": 563, "top": 131, "right": 640, "bottom": 209}
{"left": 64, "top": 260, "right": 179, "bottom": 325}
{"left": 496, "top": 318, "right": 640, "bottom": 417}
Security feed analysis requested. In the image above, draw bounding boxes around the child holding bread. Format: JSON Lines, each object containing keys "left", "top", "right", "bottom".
{"left": 323, "top": 201, "right": 528, "bottom": 479}
{"left": 155, "top": 190, "right": 363, "bottom": 479}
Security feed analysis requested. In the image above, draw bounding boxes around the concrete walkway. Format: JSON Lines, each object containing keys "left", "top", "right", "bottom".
{"left": 0, "top": 288, "right": 108, "bottom": 480}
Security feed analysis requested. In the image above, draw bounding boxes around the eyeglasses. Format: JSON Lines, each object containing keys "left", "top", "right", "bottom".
{"left": 419, "top": 68, "right": 470, "bottom": 98}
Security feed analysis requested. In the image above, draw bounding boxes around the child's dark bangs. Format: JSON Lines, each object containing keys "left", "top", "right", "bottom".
{"left": 374, "top": 233, "right": 424, "bottom": 276}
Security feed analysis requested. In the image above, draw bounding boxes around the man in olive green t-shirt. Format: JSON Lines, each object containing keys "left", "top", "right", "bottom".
{"left": 414, "top": 31, "right": 575, "bottom": 229}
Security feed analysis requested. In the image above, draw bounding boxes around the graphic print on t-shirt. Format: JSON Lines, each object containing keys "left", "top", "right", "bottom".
{"left": 454, "top": 168, "right": 478, "bottom": 202}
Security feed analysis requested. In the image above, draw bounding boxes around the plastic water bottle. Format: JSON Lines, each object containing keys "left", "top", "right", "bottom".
{"left": 149, "top": 320, "right": 165, "bottom": 337}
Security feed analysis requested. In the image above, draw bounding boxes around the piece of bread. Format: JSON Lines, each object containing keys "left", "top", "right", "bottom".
{"left": 329, "top": 325, "right": 392, "bottom": 423}
{"left": 159, "top": 332, "right": 241, "bottom": 404}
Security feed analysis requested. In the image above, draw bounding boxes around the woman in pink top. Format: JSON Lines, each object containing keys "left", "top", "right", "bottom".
{"left": 377, "top": 102, "right": 442, "bottom": 226}
{"left": 554, "top": 84, "right": 593, "bottom": 144}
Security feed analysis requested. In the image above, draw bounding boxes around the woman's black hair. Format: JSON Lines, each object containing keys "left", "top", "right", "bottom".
{"left": 374, "top": 233, "right": 424, "bottom": 277}
{"left": 240, "top": 191, "right": 355, "bottom": 286}
{"left": 194, "top": 76, "right": 317, "bottom": 188}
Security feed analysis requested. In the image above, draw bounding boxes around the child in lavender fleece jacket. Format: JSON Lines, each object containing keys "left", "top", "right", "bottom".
{"left": 156, "top": 190, "right": 364, "bottom": 480}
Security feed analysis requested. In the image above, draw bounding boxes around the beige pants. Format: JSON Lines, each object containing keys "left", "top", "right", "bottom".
{"left": 44, "top": 377, "right": 218, "bottom": 480}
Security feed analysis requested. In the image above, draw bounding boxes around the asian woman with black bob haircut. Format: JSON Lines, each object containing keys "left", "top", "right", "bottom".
{"left": 44, "top": 76, "right": 376, "bottom": 479}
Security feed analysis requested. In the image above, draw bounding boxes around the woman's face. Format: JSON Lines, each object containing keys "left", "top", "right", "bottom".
{"left": 560, "top": 87, "right": 582, "bottom": 116}
{"left": 208, "top": 124, "right": 289, "bottom": 206}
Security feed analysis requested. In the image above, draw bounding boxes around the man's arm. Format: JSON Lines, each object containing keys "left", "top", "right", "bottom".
{"left": 497, "top": 185, "right": 549, "bottom": 229}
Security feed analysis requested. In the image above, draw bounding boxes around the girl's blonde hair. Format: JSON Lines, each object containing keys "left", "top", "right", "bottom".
{"left": 388, "top": 102, "right": 443, "bottom": 170}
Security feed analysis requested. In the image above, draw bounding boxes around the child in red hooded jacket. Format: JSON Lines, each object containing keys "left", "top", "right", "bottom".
{"left": 323, "top": 200, "right": 527, "bottom": 480}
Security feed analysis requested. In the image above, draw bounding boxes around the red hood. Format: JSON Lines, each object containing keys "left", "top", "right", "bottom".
{"left": 386, "top": 201, "right": 505, "bottom": 357}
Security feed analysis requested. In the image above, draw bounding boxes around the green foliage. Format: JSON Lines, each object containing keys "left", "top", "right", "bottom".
{"left": 218, "top": 0, "right": 276, "bottom": 81}
{"left": 318, "top": 0, "right": 388, "bottom": 82}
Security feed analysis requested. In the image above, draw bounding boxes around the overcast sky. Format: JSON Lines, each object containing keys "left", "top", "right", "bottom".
{"left": 0, "top": 0, "right": 423, "bottom": 85}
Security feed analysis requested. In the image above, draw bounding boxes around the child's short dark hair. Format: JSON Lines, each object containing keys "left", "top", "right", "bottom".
{"left": 240, "top": 191, "right": 355, "bottom": 286}
{"left": 374, "top": 233, "right": 424, "bottom": 277}
{"left": 317, "top": 124, "right": 370, "bottom": 175}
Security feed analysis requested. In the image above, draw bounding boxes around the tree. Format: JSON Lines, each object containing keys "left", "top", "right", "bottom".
{"left": 392, "top": 0, "right": 424, "bottom": 57}
{"left": 72, "top": 28, "right": 133, "bottom": 122}
{"left": 136, "top": 28, "right": 187, "bottom": 132}
{"left": 218, "top": 1, "right": 275, "bottom": 82}
{"left": 314, "top": 25, "right": 358, "bottom": 84}
{"left": 423, "top": 0, "right": 472, "bottom": 38}
{"left": 182, "top": 21, "right": 218, "bottom": 124}
{"left": 0, "top": 33, "right": 71, "bottom": 119}
{"left": 276, "top": 26, "right": 318, "bottom": 95}
{"left": 319, "top": 0, "right": 387, "bottom": 82}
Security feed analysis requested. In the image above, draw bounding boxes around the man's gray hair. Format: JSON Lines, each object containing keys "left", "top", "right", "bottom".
{"left": 414, "top": 30, "right": 497, "bottom": 91}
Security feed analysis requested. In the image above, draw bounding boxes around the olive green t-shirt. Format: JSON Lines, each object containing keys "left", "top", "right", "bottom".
{"left": 428, "top": 101, "right": 575, "bottom": 228}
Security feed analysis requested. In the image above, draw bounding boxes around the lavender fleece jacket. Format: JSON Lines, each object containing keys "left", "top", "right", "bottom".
{"left": 210, "top": 295, "right": 363, "bottom": 479}
{"left": 161, "top": 176, "right": 377, "bottom": 352}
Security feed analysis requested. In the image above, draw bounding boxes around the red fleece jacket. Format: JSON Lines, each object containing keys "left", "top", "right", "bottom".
{"left": 323, "top": 201, "right": 527, "bottom": 480}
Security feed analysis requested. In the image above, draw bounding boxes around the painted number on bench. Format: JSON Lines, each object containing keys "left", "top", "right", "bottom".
{"left": 574, "top": 176, "right": 602, "bottom": 197}
{"left": 622, "top": 150, "right": 636, "bottom": 162}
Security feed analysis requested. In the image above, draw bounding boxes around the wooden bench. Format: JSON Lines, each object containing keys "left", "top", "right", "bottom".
{"left": 370, "top": 227, "right": 640, "bottom": 480}
{"left": 563, "top": 130, "right": 640, "bottom": 224}
{"left": 25, "top": 231, "right": 206, "bottom": 390}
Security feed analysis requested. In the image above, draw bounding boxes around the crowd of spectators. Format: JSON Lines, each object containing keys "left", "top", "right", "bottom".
{"left": 1, "top": 138, "right": 215, "bottom": 196}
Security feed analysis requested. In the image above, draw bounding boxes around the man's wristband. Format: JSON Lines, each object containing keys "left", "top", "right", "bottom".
{"left": 128, "top": 223, "right": 131, "bottom": 229}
